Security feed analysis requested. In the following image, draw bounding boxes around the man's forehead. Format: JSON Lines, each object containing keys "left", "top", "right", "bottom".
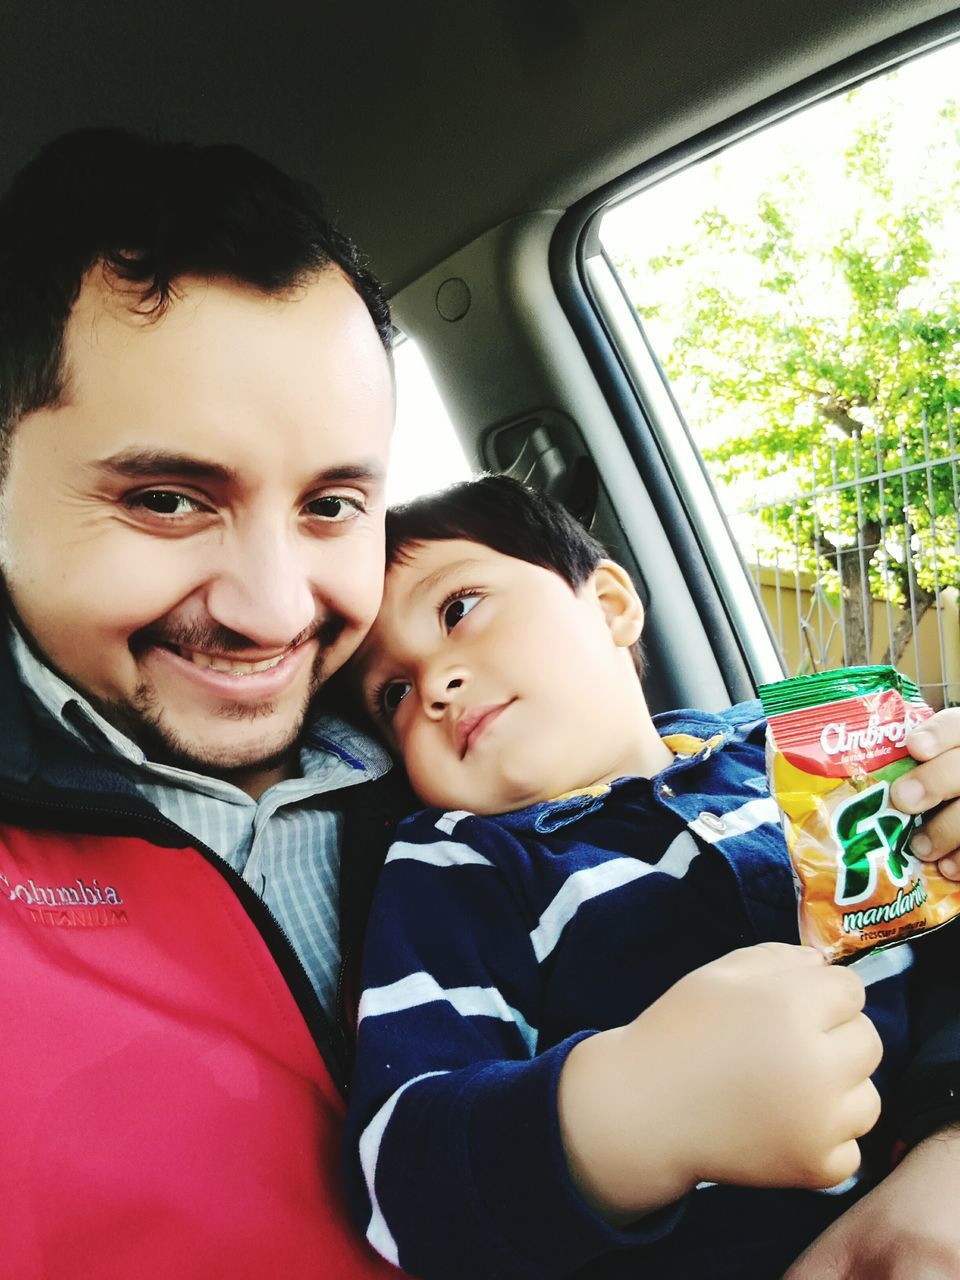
{"left": 71, "top": 259, "right": 334, "bottom": 315}
{"left": 65, "top": 262, "right": 192, "bottom": 349}
{"left": 49, "top": 267, "right": 393, "bottom": 438}
{"left": 58, "top": 289, "right": 389, "bottom": 501}
{"left": 68, "top": 267, "right": 280, "bottom": 351}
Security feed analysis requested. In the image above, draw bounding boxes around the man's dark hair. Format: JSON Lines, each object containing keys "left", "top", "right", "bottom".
{"left": 0, "top": 127, "right": 391, "bottom": 473}
{"left": 387, "top": 474, "right": 644, "bottom": 674}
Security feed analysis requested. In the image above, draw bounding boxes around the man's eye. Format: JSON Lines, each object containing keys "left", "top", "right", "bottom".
{"left": 379, "top": 681, "right": 412, "bottom": 719}
{"left": 306, "top": 494, "right": 362, "bottom": 521}
{"left": 442, "top": 594, "right": 482, "bottom": 632}
{"left": 128, "top": 490, "right": 202, "bottom": 516}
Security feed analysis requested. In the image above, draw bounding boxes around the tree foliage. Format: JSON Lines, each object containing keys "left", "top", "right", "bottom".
{"left": 626, "top": 91, "right": 960, "bottom": 664}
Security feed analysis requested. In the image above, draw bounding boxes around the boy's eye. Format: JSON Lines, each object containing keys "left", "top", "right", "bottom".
{"left": 442, "top": 594, "right": 482, "bottom": 632}
{"left": 379, "top": 680, "right": 412, "bottom": 719}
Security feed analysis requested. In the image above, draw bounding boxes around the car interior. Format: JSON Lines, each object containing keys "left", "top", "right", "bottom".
{"left": 4, "top": 0, "right": 959, "bottom": 717}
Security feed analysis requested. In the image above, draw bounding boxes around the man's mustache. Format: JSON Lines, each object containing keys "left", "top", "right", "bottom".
{"left": 131, "top": 615, "right": 346, "bottom": 656}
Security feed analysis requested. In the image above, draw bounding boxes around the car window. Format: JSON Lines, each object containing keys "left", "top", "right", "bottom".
{"left": 389, "top": 333, "right": 472, "bottom": 504}
{"left": 598, "top": 40, "right": 960, "bottom": 709}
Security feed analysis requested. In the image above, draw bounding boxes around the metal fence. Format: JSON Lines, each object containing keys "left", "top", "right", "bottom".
{"left": 720, "top": 411, "right": 960, "bottom": 709}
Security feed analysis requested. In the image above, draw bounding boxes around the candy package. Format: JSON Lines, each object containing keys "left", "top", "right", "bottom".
{"left": 759, "top": 666, "right": 960, "bottom": 963}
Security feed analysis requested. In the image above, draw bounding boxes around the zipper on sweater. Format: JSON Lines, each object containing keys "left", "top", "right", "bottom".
{"left": 0, "top": 785, "right": 352, "bottom": 1094}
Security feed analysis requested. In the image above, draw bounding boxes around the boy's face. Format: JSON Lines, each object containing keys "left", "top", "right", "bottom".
{"left": 355, "top": 538, "right": 650, "bottom": 814}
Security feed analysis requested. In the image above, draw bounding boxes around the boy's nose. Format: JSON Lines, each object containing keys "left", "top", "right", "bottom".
{"left": 423, "top": 671, "right": 468, "bottom": 714}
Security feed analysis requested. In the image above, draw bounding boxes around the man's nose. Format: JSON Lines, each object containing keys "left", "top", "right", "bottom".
{"left": 203, "top": 526, "right": 317, "bottom": 648}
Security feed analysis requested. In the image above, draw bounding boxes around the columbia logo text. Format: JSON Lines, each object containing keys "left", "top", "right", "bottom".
{"left": 0, "top": 872, "right": 128, "bottom": 928}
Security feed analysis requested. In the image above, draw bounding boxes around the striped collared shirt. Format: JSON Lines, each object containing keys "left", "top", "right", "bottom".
{"left": 9, "top": 626, "right": 391, "bottom": 1016}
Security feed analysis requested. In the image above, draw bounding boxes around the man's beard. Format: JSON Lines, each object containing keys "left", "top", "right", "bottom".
{"left": 90, "top": 679, "right": 313, "bottom": 779}
{"left": 88, "top": 614, "right": 346, "bottom": 781}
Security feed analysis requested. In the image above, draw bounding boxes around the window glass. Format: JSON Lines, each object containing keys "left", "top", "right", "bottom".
{"left": 389, "top": 335, "right": 472, "bottom": 504}
{"left": 601, "top": 41, "right": 960, "bottom": 708}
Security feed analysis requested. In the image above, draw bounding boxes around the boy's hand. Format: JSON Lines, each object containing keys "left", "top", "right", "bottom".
{"left": 892, "top": 709, "right": 960, "bottom": 879}
{"left": 558, "top": 942, "right": 881, "bottom": 1222}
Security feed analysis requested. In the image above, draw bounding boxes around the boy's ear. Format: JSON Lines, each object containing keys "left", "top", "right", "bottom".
{"left": 589, "top": 561, "right": 644, "bottom": 647}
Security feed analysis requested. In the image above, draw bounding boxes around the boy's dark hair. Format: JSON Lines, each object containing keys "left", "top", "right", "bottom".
{"left": 0, "top": 127, "right": 391, "bottom": 476}
{"left": 387, "top": 474, "right": 604, "bottom": 585}
{"left": 387, "top": 474, "right": 644, "bottom": 674}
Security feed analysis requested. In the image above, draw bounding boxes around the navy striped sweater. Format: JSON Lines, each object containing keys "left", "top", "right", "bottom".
{"left": 344, "top": 702, "right": 914, "bottom": 1279}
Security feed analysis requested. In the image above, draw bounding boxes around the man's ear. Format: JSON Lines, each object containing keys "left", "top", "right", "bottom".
{"left": 589, "top": 561, "right": 644, "bottom": 647}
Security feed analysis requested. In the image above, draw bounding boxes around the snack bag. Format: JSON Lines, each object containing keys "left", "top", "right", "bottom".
{"left": 759, "top": 666, "right": 960, "bottom": 963}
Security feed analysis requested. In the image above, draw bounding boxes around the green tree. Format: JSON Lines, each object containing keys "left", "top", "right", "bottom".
{"left": 627, "top": 94, "right": 960, "bottom": 667}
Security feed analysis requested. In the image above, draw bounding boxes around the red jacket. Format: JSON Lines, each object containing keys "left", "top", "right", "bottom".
{"left": 0, "top": 647, "right": 409, "bottom": 1279}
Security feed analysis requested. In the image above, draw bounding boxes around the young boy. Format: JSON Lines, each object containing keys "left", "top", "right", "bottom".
{"left": 342, "top": 475, "right": 943, "bottom": 1280}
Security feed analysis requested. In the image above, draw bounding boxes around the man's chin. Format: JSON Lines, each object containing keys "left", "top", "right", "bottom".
{"left": 96, "top": 697, "right": 308, "bottom": 782}
{"left": 151, "top": 731, "right": 300, "bottom": 780}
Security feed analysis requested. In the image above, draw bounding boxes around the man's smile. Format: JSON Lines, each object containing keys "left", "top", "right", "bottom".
{"left": 144, "top": 637, "right": 318, "bottom": 700}
{"left": 170, "top": 646, "right": 290, "bottom": 675}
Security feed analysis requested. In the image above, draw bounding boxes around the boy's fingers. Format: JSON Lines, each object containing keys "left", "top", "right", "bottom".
{"left": 890, "top": 746, "right": 960, "bottom": 814}
{"left": 814, "top": 1138, "right": 862, "bottom": 1190}
{"left": 725, "top": 941, "right": 824, "bottom": 973}
{"left": 824, "top": 1013, "right": 883, "bottom": 1082}
{"left": 838, "top": 1078, "right": 882, "bottom": 1142}
{"left": 810, "top": 966, "right": 866, "bottom": 1031}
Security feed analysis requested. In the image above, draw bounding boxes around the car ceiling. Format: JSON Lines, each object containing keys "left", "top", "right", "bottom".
{"left": 3, "top": 0, "right": 959, "bottom": 295}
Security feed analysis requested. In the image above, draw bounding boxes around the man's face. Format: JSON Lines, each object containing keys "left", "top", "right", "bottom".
{"left": 355, "top": 538, "right": 647, "bottom": 814}
{"left": 0, "top": 267, "right": 394, "bottom": 786}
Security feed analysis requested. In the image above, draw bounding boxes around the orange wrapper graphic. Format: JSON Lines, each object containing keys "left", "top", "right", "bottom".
{"left": 759, "top": 668, "right": 960, "bottom": 963}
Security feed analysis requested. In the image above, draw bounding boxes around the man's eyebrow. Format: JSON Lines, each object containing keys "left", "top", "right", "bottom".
{"left": 90, "top": 450, "right": 239, "bottom": 484}
{"left": 89, "top": 450, "right": 386, "bottom": 488}
{"left": 314, "top": 462, "right": 387, "bottom": 487}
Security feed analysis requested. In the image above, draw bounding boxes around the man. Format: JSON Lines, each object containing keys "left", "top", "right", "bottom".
{"left": 0, "top": 129, "right": 404, "bottom": 1277}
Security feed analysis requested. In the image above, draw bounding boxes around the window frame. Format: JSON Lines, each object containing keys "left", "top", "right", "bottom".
{"left": 550, "top": 11, "right": 960, "bottom": 700}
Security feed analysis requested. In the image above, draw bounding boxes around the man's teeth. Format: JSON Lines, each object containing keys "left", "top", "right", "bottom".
{"left": 178, "top": 649, "right": 286, "bottom": 675}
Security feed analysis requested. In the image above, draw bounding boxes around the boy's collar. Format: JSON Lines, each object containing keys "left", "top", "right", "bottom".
{"left": 490, "top": 715, "right": 741, "bottom": 835}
